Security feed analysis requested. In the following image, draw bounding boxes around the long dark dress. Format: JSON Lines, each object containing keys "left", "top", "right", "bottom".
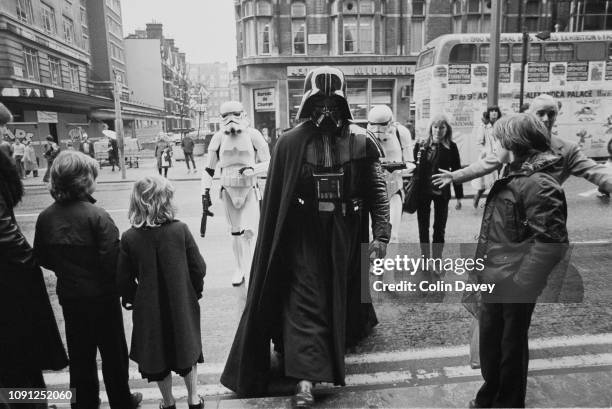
{"left": 221, "top": 121, "right": 390, "bottom": 396}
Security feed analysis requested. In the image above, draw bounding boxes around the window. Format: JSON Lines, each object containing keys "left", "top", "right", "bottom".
{"left": 467, "top": 0, "right": 480, "bottom": 13}
{"left": 576, "top": 42, "right": 606, "bottom": 61}
{"left": 41, "top": 3, "right": 57, "bottom": 34}
{"left": 359, "top": 0, "right": 374, "bottom": 13}
{"left": 292, "top": 20, "right": 306, "bottom": 55}
{"left": 511, "top": 43, "right": 542, "bottom": 62}
{"left": 82, "top": 34, "right": 89, "bottom": 52}
{"left": 347, "top": 80, "right": 368, "bottom": 120}
{"left": 449, "top": 44, "right": 477, "bottom": 63}
{"left": 63, "top": 16, "right": 74, "bottom": 44}
{"left": 291, "top": 2, "right": 306, "bottom": 17}
{"left": 417, "top": 49, "right": 435, "bottom": 69}
{"left": 257, "top": 21, "right": 271, "bottom": 55}
{"left": 110, "top": 42, "right": 124, "bottom": 61}
{"left": 80, "top": 7, "right": 87, "bottom": 27}
{"left": 48, "top": 56, "right": 62, "bottom": 86}
{"left": 23, "top": 47, "right": 40, "bottom": 81}
{"left": 479, "top": 44, "right": 510, "bottom": 63}
{"left": 343, "top": 16, "right": 374, "bottom": 53}
{"left": 256, "top": 0, "right": 272, "bottom": 15}
{"left": 409, "top": 19, "right": 424, "bottom": 53}
{"left": 69, "top": 64, "right": 79, "bottom": 91}
{"left": 371, "top": 80, "right": 393, "bottom": 105}
{"left": 242, "top": 0, "right": 254, "bottom": 17}
{"left": 244, "top": 19, "right": 256, "bottom": 56}
{"left": 544, "top": 43, "right": 574, "bottom": 61}
{"left": 412, "top": 0, "right": 425, "bottom": 16}
{"left": 16, "top": 0, "right": 34, "bottom": 24}
{"left": 107, "top": 16, "right": 122, "bottom": 37}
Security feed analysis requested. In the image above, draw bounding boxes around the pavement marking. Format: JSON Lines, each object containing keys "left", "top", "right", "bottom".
{"left": 74, "top": 352, "right": 612, "bottom": 405}
{"left": 15, "top": 209, "right": 128, "bottom": 218}
{"left": 44, "top": 333, "right": 612, "bottom": 387}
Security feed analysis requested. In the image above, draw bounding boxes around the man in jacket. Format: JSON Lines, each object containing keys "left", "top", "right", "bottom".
{"left": 181, "top": 133, "right": 196, "bottom": 172}
{"left": 432, "top": 94, "right": 612, "bottom": 193}
{"left": 471, "top": 114, "right": 568, "bottom": 408}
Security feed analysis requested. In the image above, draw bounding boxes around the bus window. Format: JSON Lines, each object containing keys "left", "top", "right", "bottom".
{"left": 544, "top": 43, "right": 574, "bottom": 61}
{"left": 449, "top": 44, "right": 477, "bottom": 64}
{"left": 511, "top": 43, "right": 542, "bottom": 62}
{"left": 479, "top": 44, "right": 509, "bottom": 63}
{"left": 576, "top": 42, "right": 606, "bottom": 61}
{"left": 417, "top": 49, "right": 435, "bottom": 69}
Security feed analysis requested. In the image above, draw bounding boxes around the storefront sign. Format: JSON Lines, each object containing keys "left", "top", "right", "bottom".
{"left": 527, "top": 62, "right": 550, "bottom": 82}
{"left": 254, "top": 88, "right": 275, "bottom": 112}
{"left": 567, "top": 62, "right": 588, "bottom": 82}
{"left": 37, "top": 111, "right": 58, "bottom": 123}
{"left": 0, "top": 88, "right": 55, "bottom": 98}
{"left": 287, "top": 65, "right": 415, "bottom": 77}
{"left": 308, "top": 34, "right": 327, "bottom": 45}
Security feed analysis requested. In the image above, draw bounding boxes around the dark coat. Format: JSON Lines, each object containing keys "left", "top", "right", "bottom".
{"left": 0, "top": 152, "right": 67, "bottom": 371}
{"left": 34, "top": 196, "right": 120, "bottom": 301}
{"left": 414, "top": 141, "right": 464, "bottom": 200}
{"left": 220, "top": 121, "right": 389, "bottom": 396}
{"left": 475, "top": 151, "right": 569, "bottom": 298}
{"left": 118, "top": 220, "right": 206, "bottom": 376}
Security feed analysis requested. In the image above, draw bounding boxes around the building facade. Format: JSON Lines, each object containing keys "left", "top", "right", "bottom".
{"left": 125, "top": 23, "right": 193, "bottom": 133}
{"left": 188, "top": 62, "right": 231, "bottom": 133}
{"left": 235, "top": 0, "right": 612, "bottom": 137}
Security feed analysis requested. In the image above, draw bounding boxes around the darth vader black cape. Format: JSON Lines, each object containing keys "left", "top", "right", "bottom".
{"left": 220, "top": 120, "right": 383, "bottom": 396}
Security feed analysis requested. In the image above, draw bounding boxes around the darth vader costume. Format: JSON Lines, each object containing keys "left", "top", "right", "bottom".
{"left": 220, "top": 66, "right": 390, "bottom": 397}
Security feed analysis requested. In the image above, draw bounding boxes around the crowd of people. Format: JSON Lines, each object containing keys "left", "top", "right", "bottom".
{"left": 1, "top": 61, "right": 612, "bottom": 409}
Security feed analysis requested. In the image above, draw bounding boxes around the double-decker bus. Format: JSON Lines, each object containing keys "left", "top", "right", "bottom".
{"left": 414, "top": 31, "right": 612, "bottom": 164}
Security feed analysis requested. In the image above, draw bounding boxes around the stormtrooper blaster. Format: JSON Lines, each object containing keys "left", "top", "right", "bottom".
{"left": 200, "top": 189, "right": 214, "bottom": 237}
{"left": 381, "top": 162, "right": 407, "bottom": 173}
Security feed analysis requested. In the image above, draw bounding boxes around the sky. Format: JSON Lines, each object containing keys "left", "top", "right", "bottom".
{"left": 120, "top": 1, "right": 237, "bottom": 68}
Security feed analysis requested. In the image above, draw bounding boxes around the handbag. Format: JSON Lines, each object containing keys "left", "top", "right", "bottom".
{"left": 402, "top": 145, "right": 426, "bottom": 214}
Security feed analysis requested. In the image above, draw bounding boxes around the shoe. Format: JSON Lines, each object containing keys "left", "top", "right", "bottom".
{"left": 130, "top": 392, "right": 143, "bottom": 408}
{"left": 188, "top": 396, "right": 205, "bottom": 409}
{"left": 159, "top": 401, "right": 176, "bottom": 409}
{"left": 468, "top": 399, "right": 484, "bottom": 408}
{"left": 232, "top": 272, "right": 245, "bottom": 287}
{"left": 292, "top": 382, "right": 314, "bottom": 408}
{"left": 470, "top": 362, "right": 481, "bottom": 370}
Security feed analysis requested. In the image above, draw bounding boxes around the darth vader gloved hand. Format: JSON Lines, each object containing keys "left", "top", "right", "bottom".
{"left": 368, "top": 239, "right": 388, "bottom": 262}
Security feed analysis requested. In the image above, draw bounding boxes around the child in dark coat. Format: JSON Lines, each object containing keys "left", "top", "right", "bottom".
{"left": 118, "top": 175, "right": 206, "bottom": 409}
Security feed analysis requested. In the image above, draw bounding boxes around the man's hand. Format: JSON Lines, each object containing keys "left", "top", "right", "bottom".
{"left": 202, "top": 189, "right": 214, "bottom": 217}
{"left": 368, "top": 239, "right": 387, "bottom": 262}
{"left": 432, "top": 169, "right": 453, "bottom": 188}
{"left": 455, "top": 199, "right": 462, "bottom": 210}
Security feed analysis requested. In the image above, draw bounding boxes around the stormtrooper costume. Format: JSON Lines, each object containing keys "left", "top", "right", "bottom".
{"left": 367, "top": 105, "right": 413, "bottom": 243}
{"left": 201, "top": 101, "right": 270, "bottom": 286}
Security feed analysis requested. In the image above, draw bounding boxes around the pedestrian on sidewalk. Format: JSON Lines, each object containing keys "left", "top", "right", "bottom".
{"left": 597, "top": 138, "right": 612, "bottom": 199}
{"left": 34, "top": 151, "right": 142, "bottom": 409}
{"left": 0, "top": 143, "right": 68, "bottom": 409}
{"left": 470, "top": 113, "right": 569, "bottom": 408}
{"left": 42, "top": 136, "right": 60, "bottom": 183}
{"left": 413, "top": 115, "right": 463, "bottom": 276}
{"left": 12, "top": 138, "right": 25, "bottom": 179}
{"left": 23, "top": 139, "right": 38, "bottom": 178}
{"left": 118, "top": 175, "right": 206, "bottom": 409}
{"left": 472, "top": 107, "right": 502, "bottom": 208}
{"left": 155, "top": 135, "right": 172, "bottom": 177}
{"left": 181, "top": 133, "right": 196, "bottom": 173}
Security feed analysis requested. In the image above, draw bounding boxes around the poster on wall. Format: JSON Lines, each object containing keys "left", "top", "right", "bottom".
{"left": 527, "top": 62, "right": 550, "bottom": 82}
{"left": 448, "top": 64, "right": 471, "bottom": 84}
{"left": 37, "top": 111, "right": 58, "bottom": 123}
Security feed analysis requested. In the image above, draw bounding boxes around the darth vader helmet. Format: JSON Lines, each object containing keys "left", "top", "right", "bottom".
{"left": 220, "top": 101, "right": 248, "bottom": 135}
{"left": 296, "top": 66, "right": 353, "bottom": 130}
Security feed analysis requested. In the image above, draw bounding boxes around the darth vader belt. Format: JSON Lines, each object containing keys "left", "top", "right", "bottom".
{"left": 295, "top": 196, "right": 363, "bottom": 215}
{"left": 313, "top": 170, "right": 344, "bottom": 202}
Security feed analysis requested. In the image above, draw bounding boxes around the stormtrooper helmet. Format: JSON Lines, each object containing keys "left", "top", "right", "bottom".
{"left": 220, "top": 101, "right": 248, "bottom": 135}
{"left": 367, "top": 105, "right": 394, "bottom": 142}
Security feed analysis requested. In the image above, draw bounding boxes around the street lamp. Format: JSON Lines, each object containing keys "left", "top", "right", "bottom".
{"left": 519, "top": 30, "right": 551, "bottom": 109}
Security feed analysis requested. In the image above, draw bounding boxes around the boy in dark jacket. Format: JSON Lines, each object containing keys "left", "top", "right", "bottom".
{"left": 34, "top": 151, "right": 141, "bottom": 409}
{"left": 471, "top": 114, "right": 569, "bottom": 408}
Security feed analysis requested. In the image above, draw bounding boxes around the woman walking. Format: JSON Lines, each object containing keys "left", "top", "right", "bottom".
{"left": 155, "top": 135, "right": 172, "bottom": 177}
{"left": 472, "top": 106, "right": 502, "bottom": 208}
{"left": 413, "top": 115, "right": 463, "bottom": 275}
{"left": 118, "top": 175, "right": 206, "bottom": 409}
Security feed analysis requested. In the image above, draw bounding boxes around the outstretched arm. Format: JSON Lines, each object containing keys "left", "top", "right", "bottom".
{"left": 432, "top": 152, "right": 502, "bottom": 187}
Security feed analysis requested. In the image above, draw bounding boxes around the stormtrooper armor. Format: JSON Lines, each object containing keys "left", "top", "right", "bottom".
{"left": 367, "top": 105, "right": 413, "bottom": 243}
{"left": 201, "top": 101, "right": 270, "bottom": 286}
